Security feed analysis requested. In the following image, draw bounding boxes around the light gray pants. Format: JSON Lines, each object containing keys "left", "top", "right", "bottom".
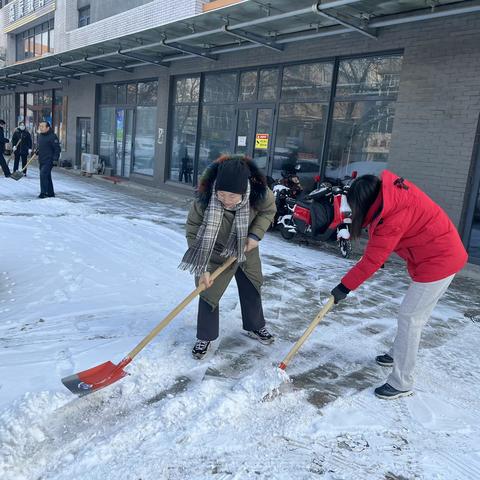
{"left": 387, "top": 274, "right": 455, "bottom": 391}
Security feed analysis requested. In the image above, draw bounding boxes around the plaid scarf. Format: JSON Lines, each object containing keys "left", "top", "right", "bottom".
{"left": 179, "top": 181, "right": 251, "bottom": 276}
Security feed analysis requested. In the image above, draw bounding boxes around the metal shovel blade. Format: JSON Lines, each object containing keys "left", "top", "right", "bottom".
{"left": 61, "top": 360, "right": 129, "bottom": 397}
{"left": 10, "top": 171, "right": 24, "bottom": 181}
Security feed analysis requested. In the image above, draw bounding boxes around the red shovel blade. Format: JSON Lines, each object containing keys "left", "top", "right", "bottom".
{"left": 61, "top": 358, "right": 131, "bottom": 397}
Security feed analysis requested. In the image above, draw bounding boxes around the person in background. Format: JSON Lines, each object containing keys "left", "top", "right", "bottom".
{"left": 0, "top": 119, "right": 11, "bottom": 178}
{"left": 11, "top": 121, "right": 33, "bottom": 176}
{"left": 36, "top": 121, "right": 60, "bottom": 199}
{"left": 330, "top": 170, "right": 468, "bottom": 400}
{"left": 180, "top": 154, "right": 277, "bottom": 359}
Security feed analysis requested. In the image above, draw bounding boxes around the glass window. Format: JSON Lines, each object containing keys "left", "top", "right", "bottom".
{"left": 137, "top": 81, "right": 158, "bottom": 105}
{"left": 239, "top": 71, "right": 257, "bottom": 102}
{"left": 175, "top": 77, "right": 200, "bottom": 104}
{"left": 198, "top": 105, "right": 235, "bottom": 177}
{"left": 169, "top": 105, "right": 198, "bottom": 184}
{"left": 48, "top": 28, "right": 54, "bottom": 52}
{"left": 16, "top": 35, "right": 24, "bottom": 60}
{"left": 253, "top": 108, "right": 274, "bottom": 171}
{"left": 203, "top": 73, "right": 237, "bottom": 103}
{"left": 133, "top": 106, "right": 156, "bottom": 176}
{"left": 325, "top": 100, "right": 396, "bottom": 178}
{"left": 117, "top": 84, "right": 127, "bottom": 105}
{"left": 126, "top": 84, "right": 137, "bottom": 105}
{"left": 100, "top": 84, "right": 116, "bottom": 104}
{"left": 282, "top": 62, "right": 333, "bottom": 101}
{"left": 336, "top": 56, "right": 403, "bottom": 97}
{"left": 16, "top": 21, "right": 54, "bottom": 60}
{"left": 468, "top": 184, "right": 480, "bottom": 261}
{"left": 78, "top": 6, "right": 91, "bottom": 28}
{"left": 41, "top": 30, "right": 48, "bottom": 55}
{"left": 25, "top": 93, "right": 34, "bottom": 132}
{"left": 273, "top": 103, "right": 328, "bottom": 180}
{"left": 259, "top": 68, "right": 278, "bottom": 101}
{"left": 53, "top": 92, "right": 67, "bottom": 149}
{"left": 235, "top": 108, "right": 254, "bottom": 156}
{"left": 98, "top": 107, "right": 116, "bottom": 168}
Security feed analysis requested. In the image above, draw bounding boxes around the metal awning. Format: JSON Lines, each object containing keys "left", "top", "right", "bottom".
{"left": 1, "top": 0, "right": 479, "bottom": 91}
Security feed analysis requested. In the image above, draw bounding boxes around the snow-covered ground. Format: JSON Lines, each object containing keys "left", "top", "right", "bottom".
{"left": 1, "top": 169, "right": 480, "bottom": 480}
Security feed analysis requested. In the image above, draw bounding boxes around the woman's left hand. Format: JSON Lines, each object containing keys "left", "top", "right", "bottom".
{"left": 244, "top": 238, "right": 259, "bottom": 252}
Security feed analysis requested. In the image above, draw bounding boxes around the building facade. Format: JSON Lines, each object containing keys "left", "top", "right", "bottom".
{"left": 0, "top": 0, "right": 480, "bottom": 264}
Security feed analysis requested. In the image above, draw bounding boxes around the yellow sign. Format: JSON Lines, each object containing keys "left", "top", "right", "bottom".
{"left": 255, "top": 133, "right": 269, "bottom": 150}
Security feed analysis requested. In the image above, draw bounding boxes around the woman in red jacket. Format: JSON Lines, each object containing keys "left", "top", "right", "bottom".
{"left": 331, "top": 170, "right": 468, "bottom": 399}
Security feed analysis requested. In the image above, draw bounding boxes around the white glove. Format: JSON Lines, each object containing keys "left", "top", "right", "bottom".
{"left": 12, "top": 146, "right": 17, "bottom": 152}
{"left": 28, "top": 149, "right": 32, "bottom": 155}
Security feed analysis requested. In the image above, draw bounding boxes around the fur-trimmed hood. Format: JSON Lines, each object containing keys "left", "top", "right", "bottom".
{"left": 197, "top": 155, "right": 268, "bottom": 208}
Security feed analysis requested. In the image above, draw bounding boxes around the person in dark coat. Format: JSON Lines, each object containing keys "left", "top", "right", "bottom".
{"left": 0, "top": 119, "right": 11, "bottom": 178}
{"left": 330, "top": 170, "right": 468, "bottom": 400}
{"left": 180, "top": 155, "right": 277, "bottom": 359}
{"left": 37, "top": 121, "right": 60, "bottom": 198}
{"left": 11, "top": 121, "right": 33, "bottom": 176}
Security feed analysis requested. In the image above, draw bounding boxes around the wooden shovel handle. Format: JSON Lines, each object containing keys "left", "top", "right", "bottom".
{"left": 127, "top": 257, "right": 237, "bottom": 360}
{"left": 20, "top": 154, "right": 37, "bottom": 172}
{"left": 279, "top": 296, "right": 335, "bottom": 370}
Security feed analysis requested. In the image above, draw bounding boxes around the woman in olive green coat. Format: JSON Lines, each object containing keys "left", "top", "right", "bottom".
{"left": 180, "top": 154, "right": 276, "bottom": 359}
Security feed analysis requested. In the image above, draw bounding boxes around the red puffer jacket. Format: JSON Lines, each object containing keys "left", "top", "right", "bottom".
{"left": 342, "top": 170, "right": 468, "bottom": 291}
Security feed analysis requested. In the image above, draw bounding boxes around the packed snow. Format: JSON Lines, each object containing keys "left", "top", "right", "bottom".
{"left": 1, "top": 169, "right": 480, "bottom": 480}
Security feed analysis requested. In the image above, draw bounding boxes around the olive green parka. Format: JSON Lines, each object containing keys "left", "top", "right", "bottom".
{"left": 185, "top": 157, "right": 276, "bottom": 309}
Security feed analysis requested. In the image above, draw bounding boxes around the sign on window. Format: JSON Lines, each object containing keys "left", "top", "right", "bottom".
{"left": 255, "top": 134, "right": 269, "bottom": 150}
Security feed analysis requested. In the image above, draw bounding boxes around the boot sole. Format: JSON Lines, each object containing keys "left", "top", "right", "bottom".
{"left": 375, "top": 390, "right": 413, "bottom": 400}
{"left": 376, "top": 360, "right": 394, "bottom": 367}
{"left": 246, "top": 331, "right": 274, "bottom": 345}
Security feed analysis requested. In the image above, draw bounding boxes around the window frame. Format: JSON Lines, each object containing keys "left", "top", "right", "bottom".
{"left": 166, "top": 50, "right": 404, "bottom": 188}
{"left": 78, "top": 5, "right": 91, "bottom": 28}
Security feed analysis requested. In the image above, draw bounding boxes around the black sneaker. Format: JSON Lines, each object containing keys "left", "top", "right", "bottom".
{"left": 192, "top": 339, "right": 210, "bottom": 360}
{"left": 247, "top": 327, "right": 274, "bottom": 345}
{"left": 38, "top": 193, "right": 47, "bottom": 199}
{"left": 374, "top": 383, "right": 413, "bottom": 400}
{"left": 376, "top": 353, "right": 394, "bottom": 367}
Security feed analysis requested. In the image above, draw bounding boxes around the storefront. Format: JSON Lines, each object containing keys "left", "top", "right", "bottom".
{"left": 168, "top": 53, "right": 403, "bottom": 187}
{"left": 97, "top": 80, "right": 158, "bottom": 177}
{"left": 0, "top": 93, "right": 14, "bottom": 137}
{"left": 16, "top": 89, "right": 67, "bottom": 148}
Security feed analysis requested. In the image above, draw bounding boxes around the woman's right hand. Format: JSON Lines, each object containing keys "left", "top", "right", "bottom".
{"left": 199, "top": 272, "right": 213, "bottom": 289}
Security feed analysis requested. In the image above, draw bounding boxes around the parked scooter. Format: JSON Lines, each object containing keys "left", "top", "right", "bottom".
{"left": 274, "top": 171, "right": 356, "bottom": 258}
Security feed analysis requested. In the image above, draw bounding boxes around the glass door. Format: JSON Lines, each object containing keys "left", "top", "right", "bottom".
{"left": 115, "top": 108, "right": 134, "bottom": 177}
{"left": 235, "top": 107, "right": 254, "bottom": 156}
{"left": 76, "top": 117, "right": 91, "bottom": 168}
{"left": 253, "top": 107, "right": 274, "bottom": 173}
{"left": 234, "top": 106, "right": 275, "bottom": 173}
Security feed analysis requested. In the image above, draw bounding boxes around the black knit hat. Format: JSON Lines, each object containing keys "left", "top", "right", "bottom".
{"left": 216, "top": 157, "right": 250, "bottom": 194}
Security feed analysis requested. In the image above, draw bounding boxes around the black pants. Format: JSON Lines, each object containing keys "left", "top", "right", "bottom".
{"left": 197, "top": 268, "right": 265, "bottom": 341}
{"left": 0, "top": 152, "right": 11, "bottom": 177}
{"left": 13, "top": 153, "right": 28, "bottom": 173}
{"left": 39, "top": 161, "right": 55, "bottom": 196}
{"left": 179, "top": 168, "right": 191, "bottom": 183}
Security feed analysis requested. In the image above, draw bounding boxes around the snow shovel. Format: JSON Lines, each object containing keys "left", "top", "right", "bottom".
{"left": 279, "top": 295, "right": 335, "bottom": 371}
{"left": 10, "top": 153, "right": 37, "bottom": 181}
{"left": 256, "top": 296, "right": 335, "bottom": 402}
{"left": 61, "top": 257, "right": 237, "bottom": 397}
